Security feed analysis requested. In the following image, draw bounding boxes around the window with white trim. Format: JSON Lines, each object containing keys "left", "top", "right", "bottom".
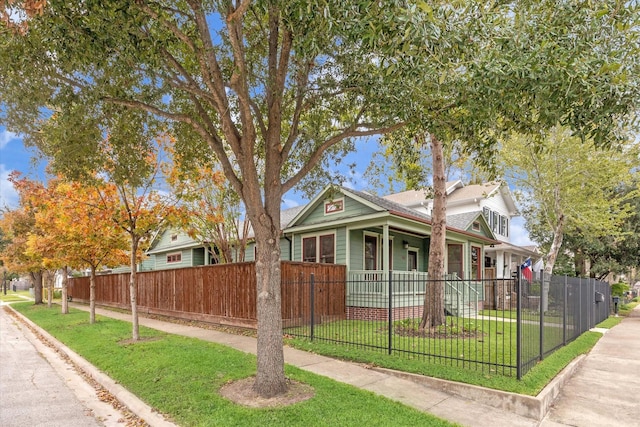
{"left": 302, "top": 233, "right": 335, "bottom": 263}
{"left": 483, "top": 207, "right": 509, "bottom": 238}
{"left": 407, "top": 250, "right": 418, "bottom": 271}
{"left": 500, "top": 216, "right": 508, "bottom": 237}
{"left": 167, "top": 252, "right": 182, "bottom": 263}
{"left": 471, "top": 246, "right": 481, "bottom": 279}
{"left": 324, "top": 198, "right": 344, "bottom": 215}
{"left": 364, "top": 234, "right": 378, "bottom": 270}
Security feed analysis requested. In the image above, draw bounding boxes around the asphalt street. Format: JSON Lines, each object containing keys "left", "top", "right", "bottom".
{"left": 0, "top": 305, "right": 126, "bottom": 427}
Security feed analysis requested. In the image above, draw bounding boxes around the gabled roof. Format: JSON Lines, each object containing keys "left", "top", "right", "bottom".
{"left": 346, "top": 187, "right": 434, "bottom": 224}
{"left": 383, "top": 181, "right": 518, "bottom": 216}
{"left": 447, "top": 182, "right": 501, "bottom": 203}
{"left": 242, "top": 204, "right": 305, "bottom": 239}
{"left": 287, "top": 185, "right": 499, "bottom": 243}
{"left": 287, "top": 184, "right": 433, "bottom": 228}
{"left": 382, "top": 180, "right": 462, "bottom": 207}
{"left": 281, "top": 205, "right": 306, "bottom": 228}
{"left": 446, "top": 211, "right": 483, "bottom": 231}
{"left": 446, "top": 211, "right": 495, "bottom": 239}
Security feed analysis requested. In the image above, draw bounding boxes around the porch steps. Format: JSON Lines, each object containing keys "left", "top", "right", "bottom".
{"left": 444, "top": 276, "right": 479, "bottom": 318}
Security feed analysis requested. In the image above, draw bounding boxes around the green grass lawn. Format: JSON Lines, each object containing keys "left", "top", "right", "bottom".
{"left": 11, "top": 303, "right": 457, "bottom": 427}
{"left": 284, "top": 313, "right": 606, "bottom": 396}
{"left": 0, "top": 289, "right": 32, "bottom": 303}
{"left": 618, "top": 300, "right": 640, "bottom": 316}
{"left": 286, "top": 317, "right": 520, "bottom": 371}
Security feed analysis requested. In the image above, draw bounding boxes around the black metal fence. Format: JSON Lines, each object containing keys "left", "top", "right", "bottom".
{"left": 283, "top": 269, "right": 610, "bottom": 379}
{"left": 518, "top": 270, "right": 610, "bottom": 377}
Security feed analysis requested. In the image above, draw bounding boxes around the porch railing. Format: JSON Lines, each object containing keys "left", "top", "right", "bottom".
{"left": 347, "top": 270, "right": 428, "bottom": 295}
{"left": 445, "top": 274, "right": 480, "bottom": 317}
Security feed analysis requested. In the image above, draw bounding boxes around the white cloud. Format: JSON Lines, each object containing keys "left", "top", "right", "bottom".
{"left": 0, "top": 130, "right": 19, "bottom": 150}
{"left": 510, "top": 216, "right": 536, "bottom": 246}
{"left": 0, "top": 164, "right": 19, "bottom": 209}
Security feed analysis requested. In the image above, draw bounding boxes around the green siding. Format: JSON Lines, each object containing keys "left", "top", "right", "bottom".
{"left": 140, "top": 258, "right": 155, "bottom": 271}
{"left": 335, "top": 227, "right": 346, "bottom": 264}
{"left": 244, "top": 242, "right": 255, "bottom": 261}
{"left": 151, "top": 229, "right": 194, "bottom": 252}
{"left": 349, "top": 230, "right": 365, "bottom": 270}
{"left": 290, "top": 228, "right": 344, "bottom": 264}
{"left": 280, "top": 238, "right": 291, "bottom": 261}
{"left": 154, "top": 249, "right": 192, "bottom": 270}
{"left": 298, "top": 195, "right": 378, "bottom": 226}
{"left": 349, "top": 230, "right": 430, "bottom": 272}
{"left": 293, "top": 235, "right": 301, "bottom": 261}
{"left": 243, "top": 239, "right": 289, "bottom": 262}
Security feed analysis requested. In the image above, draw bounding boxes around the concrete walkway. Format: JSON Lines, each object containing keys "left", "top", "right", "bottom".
{"left": 5, "top": 302, "right": 640, "bottom": 426}
{"left": 541, "top": 308, "right": 640, "bottom": 427}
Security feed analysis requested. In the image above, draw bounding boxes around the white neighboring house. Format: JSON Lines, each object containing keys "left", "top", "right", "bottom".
{"left": 384, "top": 180, "right": 539, "bottom": 279}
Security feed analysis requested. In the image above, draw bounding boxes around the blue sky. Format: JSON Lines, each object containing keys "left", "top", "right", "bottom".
{"left": 0, "top": 124, "right": 535, "bottom": 246}
{"left": 1, "top": 126, "right": 48, "bottom": 209}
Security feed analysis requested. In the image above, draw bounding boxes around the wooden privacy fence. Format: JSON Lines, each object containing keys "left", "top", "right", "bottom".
{"left": 68, "top": 261, "right": 346, "bottom": 328}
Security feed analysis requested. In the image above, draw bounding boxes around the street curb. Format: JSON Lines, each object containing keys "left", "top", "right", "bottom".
{"left": 372, "top": 354, "right": 585, "bottom": 421}
{"left": 6, "top": 305, "right": 178, "bottom": 427}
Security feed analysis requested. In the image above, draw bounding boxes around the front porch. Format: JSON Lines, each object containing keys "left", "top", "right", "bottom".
{"left": 346, "top": 270, "right": 483, "bottom": 320}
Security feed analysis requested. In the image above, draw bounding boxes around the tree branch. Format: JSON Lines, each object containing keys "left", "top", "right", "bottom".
{"left": 282, "top": 62, "right": 312, "bottom": 159}
{"left": 282, "top": 122, "right": 405, "bottom": 193}
{"left": 188, "top": 0, "right": 245, "bottom": 156}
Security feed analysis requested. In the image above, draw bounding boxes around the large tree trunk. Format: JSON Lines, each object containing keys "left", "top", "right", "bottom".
{"left": 31, "top": 271, "right": 43, "bottom": 304}
{"left": 541, "top": 214, "right": 565, "bottom": 312}
{"left": 46, "top": 270, "right": 54, "bottom": 308}
{"left": 544, "top": 215, "right": 565, "bottom": 276}
{"left": 420, "top": 135, "right": 447, "bottom": 329}
{"left": 129, "top": 238, "right": 140, "bottom": 341}
{"left": 89, "top": 264, "right": 97, "bottom": 324}
{"left": 251, "top": 208, "right": 287, "bottom": 398}
{"left": 61, "top": 267, "right": 68, "bottom": 314}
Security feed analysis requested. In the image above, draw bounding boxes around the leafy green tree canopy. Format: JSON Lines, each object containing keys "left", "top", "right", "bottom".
{"left": 1, "top": 0, "right": 639, "bottom": 396}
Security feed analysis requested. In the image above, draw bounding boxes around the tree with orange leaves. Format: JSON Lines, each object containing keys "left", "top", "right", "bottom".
{"left": 169, "top": 152, "right": 250, "bottom": 265}
{"left": 30, "top": 178, "right": 129, "bottom": 321}
{"left": 109, "top": 174, "right": 183, "bottom": 340}
{"left": 1, "top": 172, "right": 48, "bottom": 304}
{"left": 0, "top": 203, "right": 44, "bottom": 303}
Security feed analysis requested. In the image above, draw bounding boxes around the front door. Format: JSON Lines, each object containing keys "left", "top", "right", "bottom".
{"left": 447, "top": 244, "right": 464, "bottom": 278}
{"left": 408, "top": 250, "right": 418, "bottom": 271}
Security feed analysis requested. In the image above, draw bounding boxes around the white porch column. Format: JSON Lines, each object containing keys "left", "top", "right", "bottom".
{"left": 496, "top": 251, "right": 505, "bottom": 279}
{"left": 383, "top": 224, "right": 390, "bottom": 279}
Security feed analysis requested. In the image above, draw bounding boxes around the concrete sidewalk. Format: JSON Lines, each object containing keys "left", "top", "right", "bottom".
{"left": 541, "top": 308, "right": 640, "bottom": 427}
{"left": 7, "top": 302, "right": 640, "bottom": 427}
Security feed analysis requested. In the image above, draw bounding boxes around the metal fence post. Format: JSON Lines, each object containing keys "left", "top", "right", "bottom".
{"left": 539, "top": 269, "right": 544, "bottom": 361}
{"left": 592, "top": 278, "right": 595, "bottom": 327}
{"left": 516, "top": 265, "right": 522, "bottom": 380}
{"left": 388, "top": 271, "right": 393, "bottom": 355}
{"left": 578, "top": 278, "right": 583, "bottom": 333}
{"left": 563, "top": 275, "right": 568, "bottom": 346}
{"left": 310, "top": 273, "right": 315, "bottom": 342}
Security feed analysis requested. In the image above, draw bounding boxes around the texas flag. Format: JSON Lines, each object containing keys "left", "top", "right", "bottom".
{"left": 521, "top": 258, "right": 533, "bottom": 282}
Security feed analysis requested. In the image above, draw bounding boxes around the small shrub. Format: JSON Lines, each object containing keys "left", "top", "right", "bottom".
{"left": 611, "top": 282, "right": 629, "bottom": 297}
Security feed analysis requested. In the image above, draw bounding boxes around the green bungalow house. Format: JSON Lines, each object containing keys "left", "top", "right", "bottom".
{"left": 108, "top": 228, "right": 213, "bottom": 274}
{"left": 246, "top": 186, "right": 499, "bottom": 319}
{"left": 139, "top": 185, "right": 499, "bottom": 319}
{"left": 145, "top": 229, "right": 216, "bottom": 270}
